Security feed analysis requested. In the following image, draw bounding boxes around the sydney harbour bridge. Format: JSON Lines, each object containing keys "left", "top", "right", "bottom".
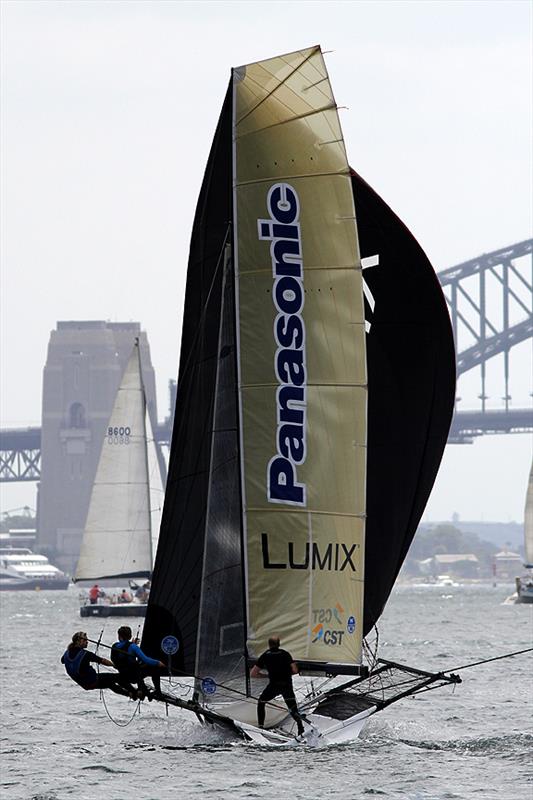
{"left": 1, "top": 238, "right": 532, "bottom": 486}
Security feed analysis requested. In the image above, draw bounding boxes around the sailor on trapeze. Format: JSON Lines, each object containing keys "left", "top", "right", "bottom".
{"left": 111, "top": 625, "right": 166, "bottom": 700}
{"left": 61, "top": 631, "right": 137, "bottom": 698}
{"left": 250, "top": 635, "right": 306, "bottom": 736}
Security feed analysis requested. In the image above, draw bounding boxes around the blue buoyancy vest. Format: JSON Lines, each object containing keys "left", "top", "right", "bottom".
{"left": 62, "top": 648, "right": 96, "bottom": 686}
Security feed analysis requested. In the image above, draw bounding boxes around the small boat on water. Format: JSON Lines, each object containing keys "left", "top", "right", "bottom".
{"left": 75, "top": 339, "right": 164, "bottom": 618}
{"left": 80, "top": 600, "right": 148, "bottom": 618}
{"left": 79, "top": 581, "right": 151, "bottom": 617}
{"left": 435, "top": 574, "right": 460, "bottom": 588}
{"left": 135, "top": 46, "right": 460, "bottom": 745}
{"left": 410, "top": 575, "right": 461, "bottom": 588}
{"left": 0, "top": 547, "right": 69, "bottom": 590}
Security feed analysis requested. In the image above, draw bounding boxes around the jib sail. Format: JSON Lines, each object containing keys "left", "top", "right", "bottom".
{"left": 142, "top": 85, "right": 235, "bottom": 676}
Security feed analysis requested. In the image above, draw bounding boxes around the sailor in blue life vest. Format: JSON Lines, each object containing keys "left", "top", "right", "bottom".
{"left": 61, "top": 631, "right": 137, "bottom": 698}
{"left": 250, "top": 635, "right": 305, "bottom": 736}
{"left": 111, "top": 626, "right": 166, "bottom": 700}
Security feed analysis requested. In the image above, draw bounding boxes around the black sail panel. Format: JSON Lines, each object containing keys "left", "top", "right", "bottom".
{"left": 142, "top": 84, "right": 233, "bottom": 673}
{"left": 352, "top": 169, "right": 456, "bottom": 635}
{"left": 195, "top": 250, "right": 246, "bottom": 697}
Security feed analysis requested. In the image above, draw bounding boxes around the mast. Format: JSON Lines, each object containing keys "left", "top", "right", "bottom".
{"left": 137, "top": 337, "right": 153, "bottom": 569}
{"left": 231, "top": 68, "right": 250, "bottom": 697}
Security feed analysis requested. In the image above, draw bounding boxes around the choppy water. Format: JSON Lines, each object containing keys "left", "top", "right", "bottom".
{"left": 1, "top": 584, "right": 532, "bottom": 800}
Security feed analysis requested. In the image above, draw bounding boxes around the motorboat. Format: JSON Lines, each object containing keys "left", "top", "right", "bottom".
{"left": 0, "top": 547, "right": 69, "bottom": 590}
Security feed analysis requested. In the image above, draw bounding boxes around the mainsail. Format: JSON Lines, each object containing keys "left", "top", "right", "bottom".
{"left": 75, "top": 340, "right": 163, "bottom": 582}
{"left": 143, "top": 46, "right": 454, "bottom": 717}
{"left": 144, "top": 46, "right": 366, "bottom": 683}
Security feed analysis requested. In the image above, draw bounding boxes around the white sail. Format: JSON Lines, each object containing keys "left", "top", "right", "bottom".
{"left": 75, "top": 341, "right": 161, "bottom": 581}
{"left": 146, "top": 416, "right": 164, "bottom": 562}
{"left": 524, "top": 460, "right": 533, "bottom": 568}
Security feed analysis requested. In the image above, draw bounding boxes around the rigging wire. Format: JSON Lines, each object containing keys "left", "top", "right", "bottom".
{"left": 86, "top": 636, "right": 533, "bottom": 728}
{"left": 445, "top": 646, "right": 533, "bottom": 674}
{"left": 93, "top": 632, "right": 141, "bottom": 727}
{"left": 100, "top": 689, "right": 141, "bottom": 728}
{"left": 88, "top": 637, "right": 303, "bottom": 712}
{"left": 362, "top": 624, "right": 380, "bottom": 672}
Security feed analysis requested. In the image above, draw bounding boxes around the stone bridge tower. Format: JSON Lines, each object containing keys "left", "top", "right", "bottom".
{"left": 37, "top": 321, "right": 158, "bottom": 575}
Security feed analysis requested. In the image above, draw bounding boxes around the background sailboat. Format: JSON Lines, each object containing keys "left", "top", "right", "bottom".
{"left": 514, "top": 461, "right": 533, "bottom": 603}
{"left": 76, "top": 339, "right": 164, "bottom": 618}
{"left": 140, "top": 46, "right": 457, "bottom": 743}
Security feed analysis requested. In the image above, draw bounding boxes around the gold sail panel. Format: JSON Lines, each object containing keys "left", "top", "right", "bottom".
{"left": 233, "top": 47, "right": 367, "bottom": 666}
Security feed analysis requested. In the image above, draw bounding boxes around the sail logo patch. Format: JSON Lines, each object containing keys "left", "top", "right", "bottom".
{"left": 161, "top": 635, "right": 179, "bottom": 655}
{"left": 258, "top": 182, "right": 307, "bottom": 507}
{"left": 201, "top": 677, "right": 217, "bottom": 695}
{"left": 311, "top": 604, "right": 347, "bottom": 646}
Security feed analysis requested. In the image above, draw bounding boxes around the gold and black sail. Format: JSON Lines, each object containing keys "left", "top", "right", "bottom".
{"left": 142, "top": 47, "right": 454, "bottom": 692}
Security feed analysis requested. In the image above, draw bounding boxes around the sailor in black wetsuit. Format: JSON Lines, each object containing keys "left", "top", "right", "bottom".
{"left": 61, "top": 631, "right": 137, "bottom": 698}
{"left": 250, "top": 636, "right": 305, "bottom": 736}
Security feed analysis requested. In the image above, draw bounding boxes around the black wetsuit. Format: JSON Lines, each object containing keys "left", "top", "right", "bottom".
{"left": 61, "top": 646, "right": 134, "bottom": 696}
{"left": 256, "top": 647, "right": 304, "bottom": 733}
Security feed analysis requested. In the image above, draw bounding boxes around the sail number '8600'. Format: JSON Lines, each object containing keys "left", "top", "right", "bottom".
{"left": 107, "top": 426, "right": 131, "bottom": 444}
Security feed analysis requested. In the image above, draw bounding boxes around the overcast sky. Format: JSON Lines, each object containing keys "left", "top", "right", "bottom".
{"left": 1, "top": 0, "right": 531, "bottom": 523}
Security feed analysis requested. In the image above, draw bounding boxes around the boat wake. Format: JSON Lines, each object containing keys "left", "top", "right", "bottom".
{"left": 398, "top": 732, "right": 533, "bottom": 759}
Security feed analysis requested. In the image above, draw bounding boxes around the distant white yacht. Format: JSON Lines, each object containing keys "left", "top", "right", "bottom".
{"left": 0, "top": 547, "right": 69, "bottom": 590}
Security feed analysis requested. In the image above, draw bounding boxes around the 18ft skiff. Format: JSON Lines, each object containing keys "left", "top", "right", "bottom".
{"left": 140, "top": 45, "right": 458, "bottom": 744}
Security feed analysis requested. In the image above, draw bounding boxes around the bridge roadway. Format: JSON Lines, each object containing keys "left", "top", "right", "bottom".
{"left": 1, "top": 406, "right": 532, "bottom": 482}
{"left": 1, "top": 238, "right": 532, "bottom": 481}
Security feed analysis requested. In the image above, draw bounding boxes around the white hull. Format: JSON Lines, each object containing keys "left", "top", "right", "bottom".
{"left": 0, "top": 548, "right": 69, "bottom": 590}
{"left": 149, "top": 660, "right": 459, "bottom": 746}
{"left": 206, "top": 698, "right": 377, "bottom": 745}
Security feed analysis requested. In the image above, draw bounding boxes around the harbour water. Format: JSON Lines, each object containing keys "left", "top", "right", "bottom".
{"left": 1, "top": 584, "right": 531, "bottom": 800}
